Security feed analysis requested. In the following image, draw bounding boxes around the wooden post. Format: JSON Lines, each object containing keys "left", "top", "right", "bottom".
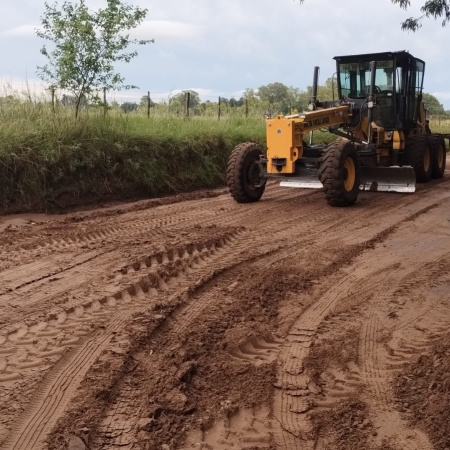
{"left": 245, "top": 99, "right": 249, "bottom": 118}
{"left": 103, "top": 87, "right": 107, "bottom": 116}
{"left": 186, "top": 92, "right": 191, "bottom": 118}
{"left": 218, "top": 96, "right": 221, "bottom": 121}
{"left": 51, "top": 86, "right": 55, "bottom": 114}
{"left": 147, "top": 91, "right": 151, "bottom": 118}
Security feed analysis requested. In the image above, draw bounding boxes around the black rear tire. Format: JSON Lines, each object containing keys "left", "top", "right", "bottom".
{"left": 406, "top": 135, "right": 432, "bottom": 182}
{"left": 319, "top": 140, "right": 361, "bottom": 207}
{"left": 226, "top": 143, "right": 266, "bottom": 203}
{"left": 429, "top": 135, "right": 446, "bottom": 179}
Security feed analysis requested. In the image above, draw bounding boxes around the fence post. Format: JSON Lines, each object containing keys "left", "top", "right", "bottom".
{"left": 186, "top": 92, "right": 191, "bottom": 118}
{"left": 51, "top": 86, "right": 55, "bottom": 114}
{"left": 103, "top": 87, "right": 107, "bottom": 116}
{"left": 147, "top": 91, "right": 151, "bottom": 118}
{"left": 245, "top": 99, "right": 249, "bottom": 118}
{"left": 218, "top": 96, "right": 221, "bottom": 121}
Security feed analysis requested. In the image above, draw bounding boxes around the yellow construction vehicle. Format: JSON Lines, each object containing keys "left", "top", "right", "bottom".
{"left": 227, "top": 51, "right": 447, "bottom": 206}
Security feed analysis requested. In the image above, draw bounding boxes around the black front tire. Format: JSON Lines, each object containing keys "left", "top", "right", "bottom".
{"left": 226, "top": 143, "right": 266, "bottom": 203}
{"left": 406, "top": 135, "right": 432, "bottom": 183}
{"left": 429, "top": 135, "right": 447, "bottom": 179}
{"left": 319, "top": 140, "right": 361, "bottom": 207}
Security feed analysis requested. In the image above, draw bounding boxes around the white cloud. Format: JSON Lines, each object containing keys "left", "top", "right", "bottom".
{"left": 2, "top": 24, "right": 36, "bottom": 37}
{"left": 432, "top": 92, "right": 450, "bottom": 101}
{"left": 131, "top": 20, "right": 203, "bottom": 42}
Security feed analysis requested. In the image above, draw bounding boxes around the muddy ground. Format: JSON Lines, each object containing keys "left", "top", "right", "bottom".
{"left": 0, "top": 168, "right": 449, "bottom": 450}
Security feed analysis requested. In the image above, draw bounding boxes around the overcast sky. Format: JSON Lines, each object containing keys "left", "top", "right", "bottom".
{"left": 0, "top": 0, "right": 449, "bottom": 108}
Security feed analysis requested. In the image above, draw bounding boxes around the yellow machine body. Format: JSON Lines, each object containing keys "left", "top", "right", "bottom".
{"left": 266, "top": 106, "right": 352, "bottom": 174}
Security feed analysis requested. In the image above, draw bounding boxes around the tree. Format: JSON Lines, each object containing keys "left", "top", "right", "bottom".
{"left": 392, "top": 0, "right": 450, "bottom": 31}
{"left": 257, "top": 82, "right": 292, "bottom": 114}
{"left": 257, "top": 83, "right": 307, "bottom": 114}
{"left": 36, "top": 0, "right": 154, "bottom": 118}
{"left": 229, "top": 97, "right": 244, "bottom": 107}
{"left": 121, "top": 102, "right": 138, "bottom": 113}
{"left": 170, "top": 90, "right": 201, "bottom": 108}
{"left": 298, "top": 0, "right": 450, "bottom": 31}
{"left": 139, "top": 95, "right": 155, "bottom": 108}
{"left": 422, "top": 92, "right": 446, "bottom": 115}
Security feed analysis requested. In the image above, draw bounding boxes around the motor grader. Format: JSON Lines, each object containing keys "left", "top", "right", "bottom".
{"left": 226, "top": 51, "right": 447, "bottom": 206}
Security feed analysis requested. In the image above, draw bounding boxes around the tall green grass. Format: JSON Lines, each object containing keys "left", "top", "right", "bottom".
{"left": 429, "top": 117, "right": 450, "bottom": 134}
{"left": 0, "top": 101, "right": 270, "bottom": 213}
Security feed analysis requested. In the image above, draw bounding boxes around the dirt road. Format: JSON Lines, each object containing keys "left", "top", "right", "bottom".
{"left": 0, "top": 170, "right": 449, "bottom": 450}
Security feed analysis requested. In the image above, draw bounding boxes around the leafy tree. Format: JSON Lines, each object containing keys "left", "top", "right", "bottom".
{"left": 36, "top": 0, "right": 154, "bottom": 118}
{"left": 170, "top": 90, "right": 201, "bottom": 108}
{"left": 61, "top": 93, "right": 87, "bottom": 108}
{"left": 244, "top": 88, "right": 258, "bottom": 101}
{"left": 139, "top": 95, "right": 155, "bottom": 108}
{"left": 121, "top": 102, "right": 138, "bottom": 113}
{"left": 422, "top": 92, "right": 446, "bottom": 115}
{"left": 392, "top": 0, "right": 450, "bottom": 31}
{"left": 298, "top": 0, "right": 450, "bottom": 31}
{"left": 257, "top": 83, "right": 309, "bottom": 114}
{"left": 305, "top": 78, "right": 337, "bottom": 103}
{"left": 257, "top": 82, "right": 292, "bottom": 114}
{"left": 229, "top": 97, "right": 244, "bottom": 107}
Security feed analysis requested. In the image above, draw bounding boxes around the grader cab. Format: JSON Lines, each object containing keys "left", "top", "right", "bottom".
{"left": 227, "top": 51, "right": 447, "bottom": 206}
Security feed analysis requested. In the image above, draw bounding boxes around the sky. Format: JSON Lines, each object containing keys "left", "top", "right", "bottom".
{"left": 0, "top": 0, "right": 450, "bottom": 108}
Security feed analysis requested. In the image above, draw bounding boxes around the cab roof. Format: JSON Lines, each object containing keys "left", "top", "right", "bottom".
{"left": 334, "top": 51, "right": 424, "bottom": 66}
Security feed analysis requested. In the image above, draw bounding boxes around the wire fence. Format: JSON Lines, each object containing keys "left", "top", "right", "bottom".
{"left": 0, "top": 79, "right": 271, "bottom": 119}
{"left": 0, "top": 79, "right": 225, "bottom": 102}
{"left": 2, "top": 79, "right": 450, "bottom": 124}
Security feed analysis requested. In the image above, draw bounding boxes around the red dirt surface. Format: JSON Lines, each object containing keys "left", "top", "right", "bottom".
{"left": 0, "top": 167, "right": 449, "bottom": 450}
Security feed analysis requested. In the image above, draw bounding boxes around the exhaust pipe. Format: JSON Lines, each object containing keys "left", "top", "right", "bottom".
{"left": 367, "top": 61, "right": 376, "bottom": 145}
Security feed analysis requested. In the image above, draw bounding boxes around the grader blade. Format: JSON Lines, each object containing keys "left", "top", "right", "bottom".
{"left": 278, "top": 165, "right": 416, "bottom": 193}
{"left": 279, "top": 166, "right": 323, "bottom": 189}
{"left": 360, "top": 166, "right": 416, "bottom": 193}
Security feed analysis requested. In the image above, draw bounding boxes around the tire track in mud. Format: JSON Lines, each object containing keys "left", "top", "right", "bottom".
{"left": 0, "top": 250, "right": 108, "bottom": 295}
{"left": 358, "top": 254, "right": 450, "bottom": 450}
{"left": 1, "top": 228, "right": 280, "bottom": 450}
{"left": 314, "top": 222, "right": 450, "bottom": 449}
{"left": 1, "top": 175, "right": 448, "bottom": 276}
{"left": 0, "top": 184, "right": 303, "bottom": 261}
{"left": 272, "top": 197, "right": 450, "bottom": 450}
{"left": 1, "top": 173, "right": 449, "bottom": 449}
{"left": 0, "top": 232, "right": 243, "bottom": 383}
{"left": 173, "top": 190, "right": 450, "bottom": 449}
{"left": 0, "top": 204, "right": 232, "bottom": 270}
{"left": 90, "top": 237, "right": 285, "bottom": 449}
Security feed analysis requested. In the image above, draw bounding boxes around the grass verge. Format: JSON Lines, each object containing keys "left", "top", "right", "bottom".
{"left": 0, "top": 111, "right": 269, "bottom": 213}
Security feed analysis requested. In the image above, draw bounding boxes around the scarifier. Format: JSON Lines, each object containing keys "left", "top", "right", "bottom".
{"left": 226, "top": 51, "right": 448, "bottom": 206}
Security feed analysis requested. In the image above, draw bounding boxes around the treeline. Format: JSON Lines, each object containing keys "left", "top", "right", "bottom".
{"left": 122, "top": 80, "right": 339, "bottom": 117}
{"left": 0, "top": 79, "right": 447, "bottom": 118}
{"left": 119, "top": 81, "right": 449, "bottom": 118}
